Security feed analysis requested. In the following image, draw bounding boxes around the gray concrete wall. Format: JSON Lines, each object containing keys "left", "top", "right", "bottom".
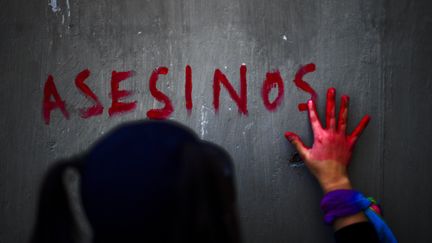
{"left": 0, "top": 0, "right": 431, "bottom": 242}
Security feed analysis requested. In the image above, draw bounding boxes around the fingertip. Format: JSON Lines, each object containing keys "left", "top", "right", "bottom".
{"left": 341, "top": 95, "right": 350, "bottom": 103}
{"left": 284, "top": 132, "right": 296, "bottom": 142}
{"left": 327, "top": 87, "right": 336, "bottom": 95}
{"left": 364, "top": 114, "right": 371, "bottom": 125}
{"left": 307, "top": 99, "right": 314, "bottom": 108}
{"left": 284, "top": 132, "right": 308, "bottom": 153}
{"left": 362, "top": 114, "right": 371, "bottom": 123}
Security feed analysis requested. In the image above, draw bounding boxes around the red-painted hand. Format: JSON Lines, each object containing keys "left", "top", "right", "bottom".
{"left": 285, "top": 88, "right": 370, "bottom": 192}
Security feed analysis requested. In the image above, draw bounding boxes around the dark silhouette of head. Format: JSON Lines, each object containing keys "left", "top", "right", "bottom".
{"left": 31, "top": 120, "right": 241, "bottom": 243}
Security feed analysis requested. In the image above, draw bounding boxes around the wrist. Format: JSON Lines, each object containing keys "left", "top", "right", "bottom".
{"left": 320, "top": 177, "right": 352, "bottom": 194}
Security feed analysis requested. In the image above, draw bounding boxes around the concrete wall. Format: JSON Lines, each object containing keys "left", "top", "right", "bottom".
{"left": 0, "top": 0, "right": 431, "bottom": 242}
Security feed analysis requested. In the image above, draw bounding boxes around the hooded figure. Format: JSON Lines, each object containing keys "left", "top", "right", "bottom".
{"left": 31, "top": 120, "right": 241, "bottom": 243}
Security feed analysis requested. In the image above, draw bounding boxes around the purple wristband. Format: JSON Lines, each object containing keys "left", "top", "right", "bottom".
{"left": 320, "top": 189, "right": 372, "bottom": 224}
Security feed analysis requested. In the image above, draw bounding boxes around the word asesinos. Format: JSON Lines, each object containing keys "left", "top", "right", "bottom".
{"left": 42, "top": 63, "right": 317, "bottom": 125}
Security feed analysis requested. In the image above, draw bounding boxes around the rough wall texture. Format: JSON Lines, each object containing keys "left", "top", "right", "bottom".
{"left": 0, "top": 0, "right": 431, "bottom": 242}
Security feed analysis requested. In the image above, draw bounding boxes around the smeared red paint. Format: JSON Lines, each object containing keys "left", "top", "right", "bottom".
{"left": 42, "top": 75, "right": 70, "bottom": 125}
{"left": 293, "top": 63, "right": 317, "bottom": 111}
{"left": 261, "top": 70, "right": 284, "bottom": 111}
{"left": 185, "top": 65, "right": 192, "bottom": 114}
{"left": 108, "top": 71, "right": 137, "bottom": 116}
{"left": 213, "top": 65, "right": 248, "bottom": 115}
{"left": 146, "top": 67, "right": 173, "bottom": 120}
{"left": 75, "top": 69, "right": 103, "bottom": 118}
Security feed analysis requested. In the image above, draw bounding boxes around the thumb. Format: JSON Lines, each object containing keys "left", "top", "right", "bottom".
{"left": 284, "top": 132, "right": 309, "bottom": 158}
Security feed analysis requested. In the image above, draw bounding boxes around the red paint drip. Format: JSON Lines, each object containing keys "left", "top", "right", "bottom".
{"left": 75, "top": 69, "right": 104, "bottom": 118}
{"left": 213, "top": 65, "right": 248, "bottom": 115}
{"left": 185, "top": 65, "right": 192, "bottom": 114}
{"left": 146, "top": 67, "right": 174, "bottom": 120}
{"left": 108, "top": 70, "right": 137, "bottom": 116}
{"left": 42, "top": 75, "right": 70, "bottom": 125}
{"left": 293, "top": 63, "right": 317, "bottom": 111}
{"left": 261, "top": 70, "right": 284, "bottom": 111}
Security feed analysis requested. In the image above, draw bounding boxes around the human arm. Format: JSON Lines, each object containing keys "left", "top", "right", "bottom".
{"left": 284, "top": 87, "right": 371, "bottom": 231}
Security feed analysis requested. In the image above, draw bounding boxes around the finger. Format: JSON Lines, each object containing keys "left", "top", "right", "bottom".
{"left": 337, "top": 95, "right": 349, "bottom": 133}
{"left": 307, "top": 99, "right": 323, "bottom": 134}
{"left": 284, "top": 132, "right": 309, "bottom": 157}
{"left": 349, "top": 115, "right": 371, "bottom": 144}
{"left": 326, "top": 87, "right": 336, "bottom": 130}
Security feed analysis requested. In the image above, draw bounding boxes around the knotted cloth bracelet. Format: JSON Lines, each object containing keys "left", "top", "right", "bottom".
{"left": 320, "top": 189, "right": 397, "bottom": 243}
